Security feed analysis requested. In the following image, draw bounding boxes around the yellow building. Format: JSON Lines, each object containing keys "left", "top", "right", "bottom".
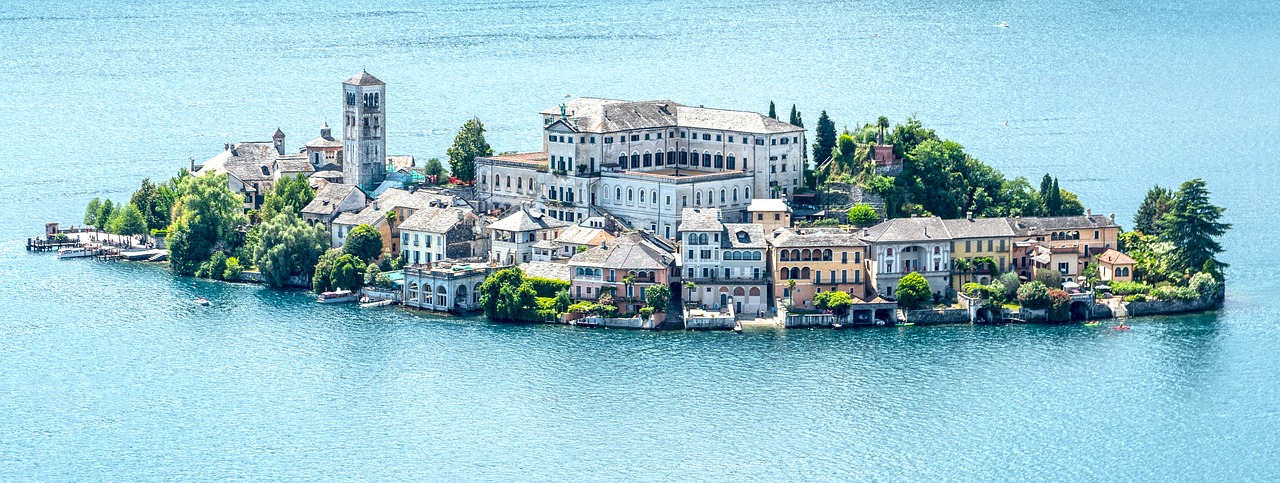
{"left": 1009, "top": 212, "right": 1122, "bottom": 281}
{"left": 769, "top": 227, "right": 871, "bottom": 310}
{"left": 943, "top": 215, "right": 1015, "bottom": 291}
{"left": 747, "top": 198, "right": 791, "bottom": 234}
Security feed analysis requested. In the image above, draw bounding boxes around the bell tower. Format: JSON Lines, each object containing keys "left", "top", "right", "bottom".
{"left": 342, "top": 70, "right": 387, "bottom": 191}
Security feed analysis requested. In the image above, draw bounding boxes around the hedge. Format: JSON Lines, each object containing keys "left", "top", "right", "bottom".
{"left": 526, "top": 276, "right": 570, "bottom": 298}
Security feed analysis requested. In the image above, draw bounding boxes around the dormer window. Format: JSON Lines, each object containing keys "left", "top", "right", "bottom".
{"left": 737, "top": 231, "right": 750, "bottom": 243}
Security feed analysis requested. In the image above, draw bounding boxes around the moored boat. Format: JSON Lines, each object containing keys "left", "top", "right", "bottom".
{"left": 57, "top": 244, "right": 96, "bottom": 259}
{"left": 194, "top": 297, "right": 211, "bottom": 306}
{"left": 318, "top": 290, "right": 359, "bottom": 304}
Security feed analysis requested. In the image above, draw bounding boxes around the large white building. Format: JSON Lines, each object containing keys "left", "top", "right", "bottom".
{"left": 677, "top": 207, "right": 769, "bottom": 314}
{"left": 475, "top": 98, "right": 806, "bottom": 239}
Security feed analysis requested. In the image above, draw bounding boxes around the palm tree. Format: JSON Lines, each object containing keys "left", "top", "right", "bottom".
{"left": 683, "top": 280, "right": 697, "bottom": 305}
{"left": 622, "top": 273, "right": 637, "bottom": 301}
{"left": 876, "top": 116, "right": 890, "bottom": 144}
{"left": 952, "top": 258, "right": 972, "bottom": 287}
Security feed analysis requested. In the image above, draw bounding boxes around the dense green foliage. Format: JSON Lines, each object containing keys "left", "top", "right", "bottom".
{"left": 1016, "top": 281, "right": 1052, "bottom": 309}
{"left": 446, "top": 118, "right": 493, "bottom": 182}
{"left": 895, "top": 272, "right": 932, "bottom": 310}
{"left": 167, "top": 173, "right": 249, "bottom": 276}
{"left": 1047, "top": 289, "right": 1071, "bottom": 322}
{"left": 326, "top": 254, "right": 367, "bottom": 291}
{"left": 644, "top": 284, "right": 671, "bottom": 312}
{"left": 812, "top": 110, "right": 837, "bottom": 167}
{"left": 253, "top": 212, "right": 329, "bottom": 288}
{"left": 260, "top": 174, "right": 315, "bottom": 219}
{"left": 424, "top": 157, "right": 447, "bottom": 181}
{"left": 311, "top": 249, "right": 343, "bottom": 292}
{"left": 107, "top": 203, "right": 147, "bottom": 237}
{"left": 846, "top": 204, "right": 878, "bottom": 227}
{"left": 343, "top": 224, "right": 383, "bottom": 263}
{"left": 1132, "top": 185, "right": 1173, "bottom": 235}
{"left": 95, "top": 199, "right": 115, "bottom": 230}
{"left": 84, "top": 198, "right": 101, "bottom": 226}
{"left": 814, "top": 290, "right": 853, "bottom": 315}
{"left": 1034, "top": 269, "right": 1063, "bottom": 288}
{"left": 1109, "top": 281, "right": 1153, "bottom": 296}
{"left": 788, "top": 104, "right": 803, "bottom": 127}
{"left": 1160, "top": 179, "right": 1230, "bottom": 275}
{"left": 477, "top": 268, "right": 541, "bottom": 322}
{"left": 364, "top": 265, "right": 393, "bottom": 289}
{"left": 129, "top": 177, "right": 179, "bottom": 231}
{"left": 525, "top": 276, "right": 571, "bottom": 298}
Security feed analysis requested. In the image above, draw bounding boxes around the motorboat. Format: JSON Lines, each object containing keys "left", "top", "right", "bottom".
{"left": 194, "top": 297, "right": 211, "bottom": 306}
{"left": 318, "top": 290, "right": 359, "bottom": 304}
{"left": 57, "top": 245, "right": 95, "bottom": 259}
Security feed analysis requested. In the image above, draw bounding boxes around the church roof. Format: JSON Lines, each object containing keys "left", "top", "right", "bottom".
{"left": 344, "top": 70, "right": 385, "bottom": 86}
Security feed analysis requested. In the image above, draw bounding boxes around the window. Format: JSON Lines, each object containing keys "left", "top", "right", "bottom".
{"left": 715, "top": 134, "right": 722, "bottom": 141}
{"left": 631, "top": 134, "right": 639, "bottom": 142}
{"left": 965, "top": 241, "right": 971, "bottom": 253}
{"left": 727, "top": 154, "right": 735, "bottom": 170}
{"left": 728, "top": 136, "right": 734, "bottom": 143}
{"left": 855, "top": 270, "right": 861, "bottom": 283}
{"left": 757, "top": 213, "right": 763, "bottom": 221}
{"left": 702, "top": 134, "right": 711, "bottom": 141}
{"left": 841, "top": 270, "right": 847, "bottom": 283}
{"left": 604, "top": 136, "right": 613, "bottom": 144}
{"left": 855, "top": 252, "right": 861, "bottom": 263}
{"left": 841, "top": 252, "right": 847, "bottom": 263}
{"left": 988, "top": 240, "right": 993, "bottom": 252}
{"left": 1094, "top": 230, "right": 1100, "bottom": 239}
{"left": 771, "top": 138, "right": 776, "bottom": 145}
{"left": 644, "top": 133, "right": 650, "bottom": 140}
{"left": 816, "top": 271, "right": 822, "bottom": 283}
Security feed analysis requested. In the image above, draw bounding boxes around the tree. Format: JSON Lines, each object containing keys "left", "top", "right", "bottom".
{"left": 788, "top": 105, "right": 803, "bottom": 127}
{"left": 1082, "top": 261, "right": 1101, "bottom": 288}
{"left": 1133, "top": 185, "right": 1173, "bottom": 235}
{"left": 876, "top": 116, "right": 890, "bottom": 143}
{"left": 684, "top": 281, "right": 697, "bottom": 300}
{"left": 553, "top": 289, "right": 572, "bottom": 313}
{"left": 1017, "top": 281, "right": 1052, "bottom": 309}
{"left": 951, "top": 258, "right": 972, "bottom": 287}
{"left": 424, "top": 157, "right": 447, "bottom": 181}
{"left": 130, "top": 179, "right": 172, "bottom": 231}
{"left": 1034, "top": 268, "right": 1063, "bottom": 288}
{"left": 813, "top": 111, "right": 837, "bottom": 167}
{"left": 84, "top": 198, "right": 102, "bottom": 226}
{"left": 1000, "top": 177, "right": 1045, "bottom": 217}
{"left": 1041, "top": 177, "right": 1063, "bottom": 215}
{"left": 254, "top": 212, "right": 329, "bottom": 288}
{"left": 847, "top": 204, "right": 878, "bottom": 227}
{"left": 831, "top": 133, "right": 859, "bottom": 172}
{"left": 167, "top": 173, "right": 248, "bottom": 276}
{"left": 622, "top": 273, "right": 637, "bottom": 300}
{"left": 343, "top": 224, "right": 383, "bottom": 263}
{"left": 477, "top": 268, "right": 539, "bottom": 321}
{"left": 1057, "top": 188, "right": 1085, "bottom": 216}
{"left": 95, "top": 199, "right": 115, "bottom": 231}
{"left": 815, "top": 290, "right": 853, "bottom": 316}
{"left": 312, "top": 249, "right": 343, "bottom": 292}
{"left": 108, "top": 203, "right": 147, "bottom": 239}
{"left": 328, "top": 253, "right": 367, "bottom": 291}
{"left": 645, "top": 284, "right": 671, "bottom": 312}
{"left": 1160, "top": 178, "right": 1230, "bottom": 275}
{"left": 1047, "top": 289, "right": 1071, "bottom": 321}
{"left": 260, "top": 174, "right": 315, "bottom": 219}
{"left": 447, "top": 118, "right": 493, "bottom": 182}
{"left": 997, "top": 272, "right": 1021, "bottom": 300}
{"left": 895, "top": 272, "right": 932, "bottom": 310}
{"left": 767, "top": 101, "right": 777, "bottom": 120}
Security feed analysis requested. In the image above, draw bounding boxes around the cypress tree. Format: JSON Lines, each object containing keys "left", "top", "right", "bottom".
{"left": 812, "top": 110, "right": 837, "bottom": 165}
{"left": 767, "top": 101, "right": 777, "bottom": 120}
{"left": 1047, "top": 178, "right": 1063, "bottom": 215}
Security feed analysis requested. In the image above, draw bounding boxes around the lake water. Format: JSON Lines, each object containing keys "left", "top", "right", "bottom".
{"left": 2, "top": 0, "right": 1278, "bottom": 480}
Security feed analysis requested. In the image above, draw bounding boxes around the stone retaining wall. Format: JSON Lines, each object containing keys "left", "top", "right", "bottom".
{"left": 903, "top": 308, "right": 970, "bottom": 325}
{"left": 1125, "top": 295, "right": 1222, "bottom": 317}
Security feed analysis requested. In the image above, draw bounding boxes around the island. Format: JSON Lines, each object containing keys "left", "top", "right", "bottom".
{"left": 32, "top": 71, "right": 1230, "bottom": 331}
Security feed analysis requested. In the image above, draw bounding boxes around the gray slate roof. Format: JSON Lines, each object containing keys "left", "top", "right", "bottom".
{"left": 860, "top": 217, "right": 951, "bottom": 243}
{"left": 723, "top": 223, "right": 767, "bottom": 249}
{"left": 199, "top": 142, "right": 280, "bottom": 183}
{"left": 677, "top": 208, "right": 724, "bottom": 232}
{"left": 1010, "top": 215, "right": 1120, "bottom": 235}
{"left": 344, "top": 70, "right": 385, "bottom": 86}
{"left": 519, "top": 261, "right": 570, "bottom": 281}
{"left": 770, "top": 227, "right": 869, "bottom": 248}
{"left": 569, "top": 232, "right": 674, "bottom": 270}
{"left": 302, "top": 183, "right": 362, "bottom": 216}
{"left": 489, "top": 208, "right": 569, "bottom": 232}
{"left": 399, "top": 207, "right": 470, "bottom": 234}
{"left": 333, "top": 189, "right": 450, "bottom": 227}
{"left": 941, "top": 217, "right": 1015, "bottom": 239}
{"left": 545, "top": 98, "right": 804, "bottom": 135}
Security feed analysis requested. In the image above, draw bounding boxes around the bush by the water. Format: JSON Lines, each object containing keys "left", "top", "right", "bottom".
{"left": 1124, "top": 294, "right": 1148, "bottom": 303}
{"left": 1109, "top": 281, "right": 1152, "bottom": 296}
{"left": 526, "top": 276, "right": 571, "bottom": 298}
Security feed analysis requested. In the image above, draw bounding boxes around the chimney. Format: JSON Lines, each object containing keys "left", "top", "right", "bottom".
{"left": 966, "top": 211, "right": 973, "bottom": 221}
{"left": 372, "top": 201, "right": 379, "bottom": 211}
{"left": 1086, "top": 208, "right": 1092, "bottom": 216}
{"left": 1110, "top": 213, "right": 1116, "bottom": 222}
{"left": 224, "top": 142, "right": 232, "bottom": 151}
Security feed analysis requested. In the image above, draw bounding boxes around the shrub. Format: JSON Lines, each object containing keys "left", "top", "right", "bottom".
{"left": 1110, "top": 281, "right": 1152, "bottom": 296}
{"left": 1188, "top": 272, "right": 1219, "bottom": 299}
{"left": 639, "top": 307, "right": 655, "bottom": 320}
{"left": 1124, "top": 294, "right": 1148, "bottom": 303}
{"left": 644, "top": 284, "right": 671, "bottom": 312}
{"left": 343, "top": 224, "right": 383, "bottom": 263}
{"left": 846, "top": 204, "right": 879, "bottom": 227}
{"left": 997, "top": 272, "right": 1021, "bottom": 299}
{"left": 526, "top": 276, "right": 571, "bottom": 298}
{"left": 223, "top": 256, "right": 244, "bottom": 280}
{"left": 896, "top": 272, "right": 932, "bottom": 310}
{"left": 1017, "top": 281, "right": 1052, "bottom": 309}
{"left": 1048, "top": 289, "right": 1071, "bottom": 321}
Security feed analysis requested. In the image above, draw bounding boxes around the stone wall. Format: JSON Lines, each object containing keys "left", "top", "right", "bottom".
{"left": 686, "top": 315, "right": 736, "bottom": 330}
{"left": 903, "top": 307, "right": 970, "bottom": 325}
{"left": 1125, "top": 295, "right": 1222, "bottom": 317}
{"left": 785, "top": 313, "right": 835, "bottom": 328}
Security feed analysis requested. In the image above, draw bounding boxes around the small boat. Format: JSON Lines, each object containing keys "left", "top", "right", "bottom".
{"left": 57, "top": 245, "right": 94, "bottom": 259}
{"left": 832, "top": 323, "right": 844, "bottom": 330}
{"left": 998, "top": 21, "right": 1009, "bottom": 28}
{"left": 1112, "top": 325, "right": 1131, "bottom": 330}
{"left": 194, "top": 297, "right": 211, "bottom": 306}
{"left": 318, "top": 290, "right": 359, "bottom": 304}
{"left": 1084, "top": 321, "right": 1102, "bottom": 327}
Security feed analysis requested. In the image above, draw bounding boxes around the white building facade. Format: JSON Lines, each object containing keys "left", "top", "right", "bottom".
{"left": 476, "top": 98, "right": 805, "bottom": 238}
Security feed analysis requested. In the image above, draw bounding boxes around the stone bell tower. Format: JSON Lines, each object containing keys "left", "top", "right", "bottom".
{"left": 342, "top": 70, "right": 387, "bottom": 191}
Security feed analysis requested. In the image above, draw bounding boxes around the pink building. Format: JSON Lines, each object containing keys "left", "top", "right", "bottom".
{"left": 568, "top": 231, "right": 677, "bottom": 314}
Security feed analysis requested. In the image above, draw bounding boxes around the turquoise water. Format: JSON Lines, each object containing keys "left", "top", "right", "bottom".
{"left": 2, "top": 0, "right": 1279, "bottom": 480}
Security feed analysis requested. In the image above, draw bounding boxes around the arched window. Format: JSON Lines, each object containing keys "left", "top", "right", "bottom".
{"left": 789, "top": 267, "right": 800, "bottom": 279}
{"left": 631, "top": 153, "right": 640, "bottom": 167}
{"left": 823, "top": 249, "right": 832, "bottom": 261}
{"left": 707, "top": 190, "right": 714, "bottom": 205}
{"left": 679, "top": 150, "right": 688, "bottom": 165}
{"left": 517, "top": 178, "right": 522, "bottom": 189}
{"left": 780, "top": 267, "right": 789, "bottom": 279}
{"left": 505, "top": 176, "right": 511, "bottom": 188}
{"left": 801, "top": 267, "right": 811, "bottom": 279}
{"left": 801, "top": 249, "right": 811, "bottom": 261}
{"left": 616, "top": 187, "right": 621, "bottom": 200}
{"left": 714, "top": 153, "right": 724, "bottom": 168}
{"left": 643, "top": 152, "right": 652, "bottom": 167}
{"left": 652, "top": 191, "right": 658, "bottom": 204}
{"left": 781, "top": 250, "right": 790, "bottom": 261}
{"left": 695, "top": 192, "right": 702, "bottom": 206}
{"left": 744, "top": 188, "right": 750, "bottom": 199}
{"left": 753, "top": 251, "right": 761, "bottom": 261}
{"left": 933, "top": 246, "right": 940, "bottom": 254}
{"left": 720, "top": 189, "right": 726, "bottom": 203}
{"left": 727, "top": 154, "right": 736, "bottom": 170}
{"left": 702, "top": 152, "right": 712, "bottom": 167}
{"left": 618, "top": 155, "right": 627, "bottom": 168}
{"left": 733, "top": 188, "right": 739, "bottom": 202}
{"left": 791, "top": 249, "right": 800, "bottom": 260}
{"left": 627, "top": 189, "right": 634, "bottom": 202}
{"left": 749, "top": 287, "right": 761, "bottom": 296}
{"left": 682, "top": 196, "right": 688, "bottom": 207}
{"left": 886, "top": 248, "right": 894, "bottom": 256}
{"left": 654, "top": 151, "right": 664, "bottom": 166}
{"left": 699, "top": 234, "right": 708, "bottom": 245}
